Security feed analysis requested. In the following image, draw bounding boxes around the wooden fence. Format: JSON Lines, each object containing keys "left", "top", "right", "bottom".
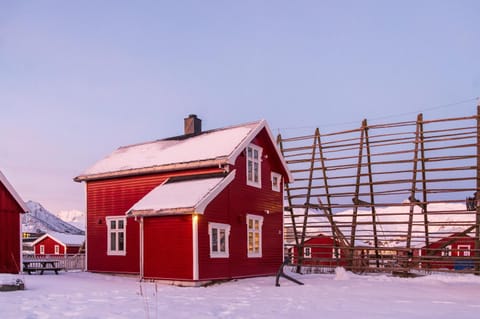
{"left": 278, "top": 105, "right": 480, "bottom": 275}
{"left": 23, "top": 254, "right": 85, "bottom": 271}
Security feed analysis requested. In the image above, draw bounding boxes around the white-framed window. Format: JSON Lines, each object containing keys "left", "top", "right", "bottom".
{"left": 40, "top": 245, "right": 45, "bottom": 255}
{"left": 208, "top": 222, "right": 231, "bottom": 258}
{"left": 106, "top": 216, "right": 127, "bottom": 256}
{"left": 304, "top": 246, "right": 312, "bottom": 258}
{"left": 54, "top": 245, "right": 60, "bottom": 254}
{"left": 246, "top": 144, "right": 262, "bottom": 188}
{"left": 247, "top": 214, "right": 263, "bottom": 258}
{"left": 457, "top": 245, "right": 471, "bottom": 257}
{"left": 441, "top": 245, "right": 452, "bottom": 257}
{"left": 271, "top": 172, "right": 282, "bottom": 192}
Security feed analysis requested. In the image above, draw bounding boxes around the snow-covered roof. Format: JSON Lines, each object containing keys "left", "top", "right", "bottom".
{"left": 0, "top": 169, "right": 28, "bottom": 213}
{"left": 32, "top": 231, "right": 85, "bottom": 247}
{"left": 128, "top": 172, "right": 236, "bottom": 216}
{"left": 74, "top": 120, "right": 292, "bottom": 182}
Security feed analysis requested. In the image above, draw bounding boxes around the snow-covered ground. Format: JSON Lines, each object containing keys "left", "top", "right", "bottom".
{"left": 1, "top": 269, "right": 480, "bottom": 319}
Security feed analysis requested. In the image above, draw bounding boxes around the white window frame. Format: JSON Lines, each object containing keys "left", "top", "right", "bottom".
{"left": 304, "top": 246, "right": 312, "bottom": 259}
{"left": 106, "top": 216, "right": 127, "bottom": 256}
{"left": 441, "top": 245, "right": 452, "bottom": 257}
{"left": 246, "top": 144, "right": 262, "bottom": 188}
{"left": 208, "top": 222, "right": 231, "bottom": 258}
{"left": 40, "top": 245, "right": 45, "bottom": 255}
{"left": 246, "top": 214, "right": 263, "bottom": 258}
{"left": 54, "top": 245, "right": 60, "bottom": 255}
{"left": 457, "top": 244, "right": 471, "bottom": 257}
{"left": 271, "top": 172, "right": 282, "bottom": 192}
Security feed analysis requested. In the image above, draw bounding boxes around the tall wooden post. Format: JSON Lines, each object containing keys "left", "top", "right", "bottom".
{"left": 476, "top": 104, "right": 480, "bottom": 274}
{"left": 407, "top": 114, "right": 422, "bottom": 249}
{"left": 351, "top": 122, "right": 366, "bottom": 267}
{"left": 419, "top": 115, "right": 429, "bottom": 248}
{"left": 363, "top": 119, "right": 380, "bottom": 267}
{"left": 277, "top": 134, "right": 300, "bottom": 257}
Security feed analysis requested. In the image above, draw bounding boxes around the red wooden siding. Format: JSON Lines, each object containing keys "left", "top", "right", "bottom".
{"left": 34, "top": 237, "right": 66, "bottom": 255}
{"left": 290, "top": 236, "right": 346, "bottom": 267}
{"left": 0, "top": 182, "right": 22, "bottom": 273}
{"left": 421, "top": 234, "right": 475, "bottom": 270}
{"left": 33, "top": 237, "right": 82, "bottom": 255}
{"left": 143, "top": 215, "right": 193, "bottom": 280}
{"left": 198, "top": 128, "right": 285, "bottom": 280}
{"left": 86, "top": 168, "right": 222, "bottom": 274}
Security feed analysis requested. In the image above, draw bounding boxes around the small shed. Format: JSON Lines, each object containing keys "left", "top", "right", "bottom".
{"left": 290, "top": 234, "right": 346, "bottom": 267}
{"left": 31, "top": 232, "right": 85, "bottom": 256}
{"left": 0, "top": 170, "right": 28, "bottom": 274}
{"left": 420, "top": 232, "right": 475, "bottom": 270}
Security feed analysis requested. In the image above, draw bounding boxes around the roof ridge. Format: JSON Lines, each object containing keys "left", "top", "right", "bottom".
{"left": 116, "top": 119, "right": 264, "bottom": 150}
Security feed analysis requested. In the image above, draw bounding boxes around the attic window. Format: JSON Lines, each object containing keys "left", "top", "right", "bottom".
{"left": 246, "top": 144, "right": 262, "bottom": 188}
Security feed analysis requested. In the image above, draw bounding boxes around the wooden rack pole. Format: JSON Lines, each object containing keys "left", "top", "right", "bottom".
{"left": 419, "top": 114, "right": 430, "bottom": 248}
{"left": 277, "top": 134, "right": 300, "bottom": 250}
{"left": 407, "top": 113, "right": 422, "bottom": 249}
{"left": 363, "top": 119, "right": 381, "bottom": 267}
{"left": 350, "top": 121, "right": 366, "bottom": 265}
{"left": 476, "top": 104, "right": 480, "bottom": 274}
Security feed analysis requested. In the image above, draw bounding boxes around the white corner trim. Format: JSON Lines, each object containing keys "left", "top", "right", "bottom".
{"left": 192, "top": 214, "right": 199, "bottom": 281}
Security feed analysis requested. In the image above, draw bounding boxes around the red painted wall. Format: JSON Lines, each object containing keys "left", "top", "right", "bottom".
{"left": 0, "top": 182, "right": 22, "bottom": 273}
{"left": 421, "top": 234, "right": 475, "bottom": 270}
{"left": 198, "top": 128, "right": 286, "bottom": 280}
{"left": 290, "top": 236, "right": 346, "bottom": 267}
{"left": 85, "top": 168, "right": 222, "bottom": 274}
{"left": 34, "top": 236, "right": 66, "bottom": 255}
{"left": 33, "top": 236, "right": 82, "bottom": 255}
{"left": 143, "top": 215, "right": 193, "bottom": 280}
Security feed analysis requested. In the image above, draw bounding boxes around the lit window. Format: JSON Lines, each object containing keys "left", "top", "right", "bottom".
{"left": 271, "top": 172, "right": 282, "bottom": 192}
{"left": 304, "top": 247, "right": 312, "bottom": 258}
{"left": 246, "top": 144, "right": 262, "bottom": 188}
{"left": 40, "top": 245, "right": 45, "bottom": 255}
{"left": 208, "top": 222, "right": 231, "bottom": 258}
{"left": 106, "top": 216, "right": 126, "bottom": 256}
{"left": 247, "top": 214, "right": 263, "bottom": 258}
{"left": 54, "top": 245, "right": 60, "bottom": 254}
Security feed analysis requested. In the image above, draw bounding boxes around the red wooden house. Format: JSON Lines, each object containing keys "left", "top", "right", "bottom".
{"left": 419, "top": 232, "right": 475, "bottom": 270}
{"left": 290, "top": 234, "right": 346, "bottom": 267}
{"left": 31, "top": 232, "right": 85, "bottom": 256}
{"left": 0, "top": 170, "right": 28, "bottom": 274}
{"left": 74, "top": 115, "right": 292, "bottom": 284}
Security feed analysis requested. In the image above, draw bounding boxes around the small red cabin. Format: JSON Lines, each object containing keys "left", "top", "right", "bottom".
{"left": 0, "top": 170, "right": 28, "bottom": 274}
{"left": 290, "top": 234, "right": 346, "bottom": 267}
{"left": 420, "top": 232, "right": 475, "bottom": 270}
{"left": 31, "top": 232, "right": 85, "bottom": 256}
{"left": 74, "top": 116, "right": 292, "bottom": 284}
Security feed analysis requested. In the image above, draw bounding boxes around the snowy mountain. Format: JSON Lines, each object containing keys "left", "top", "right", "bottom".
{"left": 55, "top": 209, "right": 85, "bottom": 231}
{"left": 23, "top": 201, "right": 85, "bottom": 235}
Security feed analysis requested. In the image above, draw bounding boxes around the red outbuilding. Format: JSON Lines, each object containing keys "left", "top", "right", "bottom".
{"left": 0, "top": 170, "right": 28, "bottom": 274}
{"left": 74, "top": 115, "right": 292, "bottom": 284}
{"left": 290, "top": 234, "right": 346, "bottom": 267}
{"left": 419, "top": 232, "right": 475, "bottom": 270}
{"left": 31, "top": 232, "right": 85, "bottom": 256}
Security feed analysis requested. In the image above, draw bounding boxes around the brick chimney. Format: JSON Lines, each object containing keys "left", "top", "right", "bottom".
{"left": 184, "top": 114, "right": 202, "bottom": 135}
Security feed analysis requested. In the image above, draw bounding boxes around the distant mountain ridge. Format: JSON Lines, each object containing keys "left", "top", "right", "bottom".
{"left": 23, "top": 201, "right": 85, "bottom": 235}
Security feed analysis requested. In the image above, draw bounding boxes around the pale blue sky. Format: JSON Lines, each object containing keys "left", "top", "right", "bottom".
{"left": 1, "top": 1, "right": 479, "bottom": 213}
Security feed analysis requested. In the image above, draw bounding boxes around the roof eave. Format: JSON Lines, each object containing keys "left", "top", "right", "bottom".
{"left": 0, "top": 170, "right": 29, "bottom": 213}
{"left": 74, "top": 158, "right": 229, "bottom": 182}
